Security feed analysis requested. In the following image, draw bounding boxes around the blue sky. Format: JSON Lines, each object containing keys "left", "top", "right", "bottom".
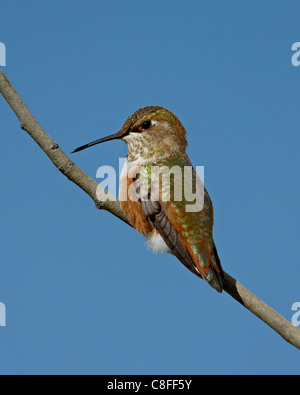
{"left": 1, "top": 0, "right": 300, "bottom": 374}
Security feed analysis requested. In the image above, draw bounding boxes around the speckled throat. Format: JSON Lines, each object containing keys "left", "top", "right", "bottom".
{"left": 123, "top": 129, "right": 186, "bottom": 164}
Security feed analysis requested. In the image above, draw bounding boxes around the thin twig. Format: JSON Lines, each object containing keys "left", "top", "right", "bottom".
{"left": 0, "top": 71, "right": 130, "bottom": 227}
{"left": 1, "top": 70, "right": 299, "bottom": 350}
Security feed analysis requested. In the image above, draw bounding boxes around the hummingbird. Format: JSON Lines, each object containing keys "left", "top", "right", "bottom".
{"left": 72, "top": 106, "right": 224, "bottom": 292}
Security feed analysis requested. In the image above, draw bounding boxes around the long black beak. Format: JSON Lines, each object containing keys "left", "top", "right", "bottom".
{"left": 71, "top": 132, "right": 121, "bottom": 153}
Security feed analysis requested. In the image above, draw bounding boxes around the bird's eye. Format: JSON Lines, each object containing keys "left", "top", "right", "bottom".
{"left": 141, "top": 121, "right": 152, "bottom": 130}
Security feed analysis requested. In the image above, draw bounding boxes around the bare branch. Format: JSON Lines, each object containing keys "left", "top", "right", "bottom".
{"left": 0, "top": 71, "right": 130, "bottom": 227}
{"left": 1, "top": 70, "right": 299, "bottom": 350}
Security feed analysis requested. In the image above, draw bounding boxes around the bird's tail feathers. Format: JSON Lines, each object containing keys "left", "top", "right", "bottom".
{"left": 203, "top": 243, "right": 224, "bottom": 293}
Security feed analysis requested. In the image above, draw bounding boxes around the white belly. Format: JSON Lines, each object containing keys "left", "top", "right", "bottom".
{"left": 119, "top": 157, "right": 170, "bottom": 254}
{"left": 146, "top": 233, "right": 170, "bottom": 254}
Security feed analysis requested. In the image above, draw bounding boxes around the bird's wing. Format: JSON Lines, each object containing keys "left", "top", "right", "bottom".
{"left": 139, "top": 158, "right": 223, "bottom": 292}
{"left": 141, "top": 197, "right": 223, "bottom": 292}
{"left": 141, "top": 199, "right": 203, "bottom": 278}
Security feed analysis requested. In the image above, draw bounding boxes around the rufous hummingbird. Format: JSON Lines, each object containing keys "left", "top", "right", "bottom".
{"left": 72, "top": 106, "right": 224, "bottom": 292}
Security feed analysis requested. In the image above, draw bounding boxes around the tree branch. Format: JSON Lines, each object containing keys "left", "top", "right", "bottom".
{"left": 0, "top": 71, "right": 130, "bottom": 227}
{"left": 1, "top": 70, "right": 299, "bottom": 350}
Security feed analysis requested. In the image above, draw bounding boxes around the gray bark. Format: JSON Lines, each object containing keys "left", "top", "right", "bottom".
{"left": 1, "top": 70, "right": 299, "bottom": 350}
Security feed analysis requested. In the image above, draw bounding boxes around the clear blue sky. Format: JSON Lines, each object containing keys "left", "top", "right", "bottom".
{"left": 1, "top": 0, "right": 300, "bottom": 374}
